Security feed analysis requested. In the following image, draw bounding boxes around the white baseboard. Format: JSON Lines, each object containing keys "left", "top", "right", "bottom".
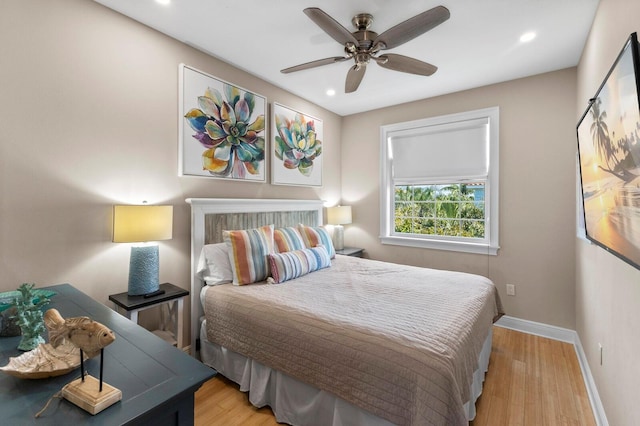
{"left": 496, "top": 315, "right": 576, "bottom": 343}
{"left": 495, "top": 316, "right": 608, "bottom": 426}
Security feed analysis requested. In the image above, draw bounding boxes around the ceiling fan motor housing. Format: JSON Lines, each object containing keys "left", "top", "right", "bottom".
{"left": 352, "top": 13, "right": 377, "bottom": 51}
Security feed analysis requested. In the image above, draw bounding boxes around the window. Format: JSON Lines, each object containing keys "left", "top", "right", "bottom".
{"left": 380, "top": 107, "right": 499, "bottom": 255}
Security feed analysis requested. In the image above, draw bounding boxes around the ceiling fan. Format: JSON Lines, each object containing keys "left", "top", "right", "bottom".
{"left": 281, "top": 6, "right": 450, "bottom": 93}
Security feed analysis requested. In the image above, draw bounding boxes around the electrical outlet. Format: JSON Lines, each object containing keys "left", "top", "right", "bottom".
{"left": 506, "top": 284, "right": 516, "bottom": 296}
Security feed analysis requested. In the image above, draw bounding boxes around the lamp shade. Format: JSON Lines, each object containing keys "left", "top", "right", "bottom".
{"left": 113, "top": 205, "right": 173, "bottom": 243}
{"left": 327, "top": 205, "right": 352, "bottom": 225}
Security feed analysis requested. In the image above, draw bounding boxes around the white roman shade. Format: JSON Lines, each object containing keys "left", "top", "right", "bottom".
{"left": 389, "top": 117, "right": 489, "bottom": 182}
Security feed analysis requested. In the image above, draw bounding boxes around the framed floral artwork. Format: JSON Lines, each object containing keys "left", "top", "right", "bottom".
{"left": 271, "top": 103, "right": 323, "bottom": 186}
{"left": 179, "top": 64, "right": 267, "bottom": 182}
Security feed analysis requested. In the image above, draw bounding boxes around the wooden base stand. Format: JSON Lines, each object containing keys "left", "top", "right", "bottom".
{"left": 62, "top": 375, "right": 122, "bottom": 415}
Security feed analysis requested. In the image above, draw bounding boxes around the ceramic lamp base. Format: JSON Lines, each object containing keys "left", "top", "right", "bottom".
{"left": 333, "top": 225, "right": 344, "bottom": 251}
{"left": 128, "top": 245, "right": 160, "bottom": 296}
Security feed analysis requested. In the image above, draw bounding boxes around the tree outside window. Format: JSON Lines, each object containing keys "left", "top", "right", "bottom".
{"left": 394, "top": 183, "right": 485, "bottom": 238}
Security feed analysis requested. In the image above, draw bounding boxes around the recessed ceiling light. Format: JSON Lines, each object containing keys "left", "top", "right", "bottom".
{"left": 326, "top": 89, "right": 336, "bottom": 97}
{"left": 156, "top": 0, "right": 170, "bottom": 5}
{"left": 520, "top": 32, "right": 536, "bottom": 43}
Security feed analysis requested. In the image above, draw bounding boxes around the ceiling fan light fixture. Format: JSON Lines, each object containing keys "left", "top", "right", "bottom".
{"left": 345, "top": 42, "right": 358, "bottom": 54}
{"left": 355, "top": 53, "right": 370, "bottom": 66}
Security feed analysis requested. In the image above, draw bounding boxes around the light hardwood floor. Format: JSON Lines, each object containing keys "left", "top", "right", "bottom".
{"left": 195, "top": 326, "right": 596, "bottom": 425}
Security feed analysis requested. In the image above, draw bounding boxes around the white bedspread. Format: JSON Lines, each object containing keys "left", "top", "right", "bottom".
{"left": 204, "top": 256, "right": 503, "bottom": 425}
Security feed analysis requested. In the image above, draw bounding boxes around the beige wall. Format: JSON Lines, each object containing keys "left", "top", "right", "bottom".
{"left": 341, "top": 68, "right": 578, "bottom": 329}
{"left": 0, "top": 0, "right": 342, "bottom": 336}
{"left": 576, "top": 0, "right": 640, "bottom": 424}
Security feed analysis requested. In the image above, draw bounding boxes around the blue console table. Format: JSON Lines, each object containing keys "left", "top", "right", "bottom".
{"left": 0, "top": 283, "right": 214, "bottom": 425}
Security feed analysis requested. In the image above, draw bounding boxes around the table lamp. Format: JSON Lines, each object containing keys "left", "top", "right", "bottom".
{"left": 113, "top": 204, "right": 173, "bottom": 296}
{"left": 327, "top": 205, "right": 352, "bottom": 251}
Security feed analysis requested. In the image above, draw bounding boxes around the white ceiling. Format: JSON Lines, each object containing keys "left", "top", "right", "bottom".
{"left": 93, "top": 0, "right": 599, "bottom": 116}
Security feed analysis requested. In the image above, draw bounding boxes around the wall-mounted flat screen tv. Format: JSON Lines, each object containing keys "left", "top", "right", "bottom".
{"left": 577, "top": 32, "right": 640, "bottom": 270}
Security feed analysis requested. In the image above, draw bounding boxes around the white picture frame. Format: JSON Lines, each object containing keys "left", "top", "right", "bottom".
{"left": 271, "top": 102, "right": 323, "bottom": 187}
{"left": 179, "top": 64, "right": 267, "bottom": 182}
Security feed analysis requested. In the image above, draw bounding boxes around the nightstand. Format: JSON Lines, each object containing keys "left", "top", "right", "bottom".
{"left": 109, "top": 283, "right": 189, "bottom": 349}
{"left": 335, "top": 246, "right": 364, "bottom": 257}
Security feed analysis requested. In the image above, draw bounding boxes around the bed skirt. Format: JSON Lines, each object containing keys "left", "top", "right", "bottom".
{"left": 200, "top": 319, "right": 492, "bottom": 425}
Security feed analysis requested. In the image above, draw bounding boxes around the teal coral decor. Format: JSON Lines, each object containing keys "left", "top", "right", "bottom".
{"left": 11, "top": 284, "right": 54, "bottom": 351}
{"left": 0, "top": 287, "right": 55, "bottom": 337}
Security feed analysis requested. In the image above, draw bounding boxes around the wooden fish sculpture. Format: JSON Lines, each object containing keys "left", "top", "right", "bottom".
{"left": 44, "top": 309, "right": 115, "bottom": 359}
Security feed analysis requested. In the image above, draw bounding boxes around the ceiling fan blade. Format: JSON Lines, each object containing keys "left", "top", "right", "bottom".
{"left": 373, "top": 6, "right": 450, "bottom": 50}
{"left": 304, "top": 7, "right": 359, "bottom": 46}
{"left": 377, "top": 54, "right": 437, "bottom": 76}
{"left": 345, "top": 64, "right": 366, "bottom": 93}
{"left": 281, "top": 56, "right": 350, "bottom": 73}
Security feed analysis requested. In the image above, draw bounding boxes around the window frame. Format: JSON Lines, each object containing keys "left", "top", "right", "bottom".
{"left": 379, "top": 107, "right": 500, "bottom": 255}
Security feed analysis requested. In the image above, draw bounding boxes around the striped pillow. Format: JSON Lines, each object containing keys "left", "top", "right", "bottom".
{"left": 223, "top": 225, "right": 275, "bottom": 285}
{"left": 274, "top": 227, "right": 306, "bottom": 253}
{"left": 298, "top": 224, "right": 336, "bottom": 259}
{"left": 268, "top": 246, "right": 331, "bottom": 284}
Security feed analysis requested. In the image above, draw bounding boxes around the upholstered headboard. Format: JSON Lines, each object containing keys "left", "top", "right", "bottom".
{"left": 186, "top": 198, "right": 324, "bottom": 357}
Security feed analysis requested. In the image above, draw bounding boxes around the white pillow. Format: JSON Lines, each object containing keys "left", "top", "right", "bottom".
{"left": 197, "top": 243, "right": 233, "bottom": 285}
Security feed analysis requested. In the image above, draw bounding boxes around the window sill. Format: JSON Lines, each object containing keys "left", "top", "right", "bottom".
{"left": 380, "top": 235, "right": 499, "bottom": 255}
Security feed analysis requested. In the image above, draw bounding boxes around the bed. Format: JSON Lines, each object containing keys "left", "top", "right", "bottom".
{"left": 187, "top": 198, "right": 503, "bottom": 426}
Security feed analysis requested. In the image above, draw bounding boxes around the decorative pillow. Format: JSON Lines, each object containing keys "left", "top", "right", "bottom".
{"left": 223, "top": 225, "right": 275, "bottom": 285}
{"left": 274, "top": 227, "right": 306, "bottom": 253}
{"left": 196, "top": 243, "right": 233, "bottom": 286}
{"left": 298, "top": 224, "right": 336, "bottom": 259}
{"left": 267, "top": 246, "right": 331, "bottom": 284}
